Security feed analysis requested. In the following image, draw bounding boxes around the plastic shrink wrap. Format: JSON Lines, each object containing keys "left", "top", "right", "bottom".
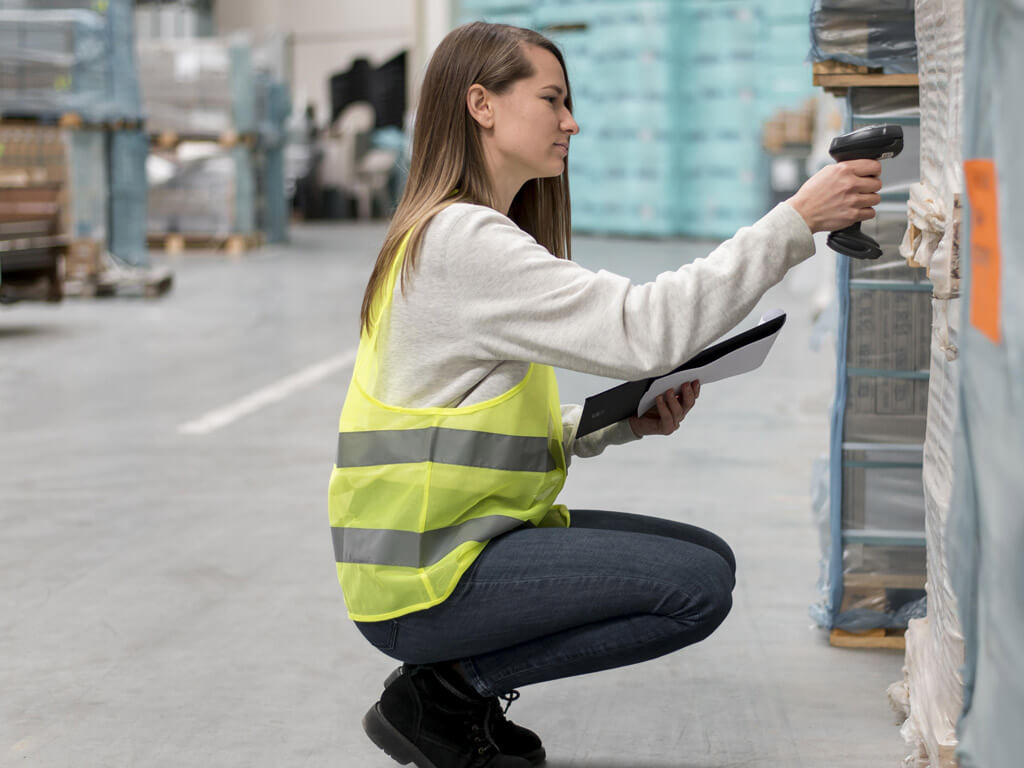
{"left": 109, "top": 129, "right": 149, "bottom": 267}
{"left": 147, "top": 142, "right": 255, "bottom": 237}
{"left": 810, "top": 82, "right": 931, "bottom": 631}
{"left": 137, "top": 36, "right": 255, "bottom": 136}
{"left": 946, "top": 0, "right": 1024, "bottom": 766}
{"left": 0, "top": 0, "right": 141, "bottom": 122}
{"left": 810, "top": 0, "right": 918, "bottom": 73}
{"left": 883, "top": 7, "right": 965, "bottom": 764}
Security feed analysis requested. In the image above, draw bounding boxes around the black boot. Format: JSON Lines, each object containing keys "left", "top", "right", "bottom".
{"left": 364, "top": 665, "right": 534, "bottom": 768}
{"left": 383, "top": 665, "right": 545, "bottom": 766}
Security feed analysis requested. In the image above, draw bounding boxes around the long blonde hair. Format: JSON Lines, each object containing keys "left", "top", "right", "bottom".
{"left": 359, "top": 22, "right": 574, "bottom": 334}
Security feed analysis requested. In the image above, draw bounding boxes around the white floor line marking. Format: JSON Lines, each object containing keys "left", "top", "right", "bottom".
{"left": 177, "top": 350, "right": 356, "bottom": 435}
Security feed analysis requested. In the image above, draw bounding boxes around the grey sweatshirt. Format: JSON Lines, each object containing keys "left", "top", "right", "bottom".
{"left": 371, "top": 201, "right": 816, "bottom": 464}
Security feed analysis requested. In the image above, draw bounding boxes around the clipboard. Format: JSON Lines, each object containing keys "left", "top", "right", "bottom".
{"left": 576, "top": 309, "right": 787, "bottom": 439}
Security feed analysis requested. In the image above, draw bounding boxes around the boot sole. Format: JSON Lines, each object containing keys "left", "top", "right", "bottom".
{"left": 363, "top": 702, "right": 537, "bottom": 767}
{"left": 363, "top": 702, "right": 435, "bottom": 768}
{"left": 381, "top": 669, "right": 546, "bottom": 766}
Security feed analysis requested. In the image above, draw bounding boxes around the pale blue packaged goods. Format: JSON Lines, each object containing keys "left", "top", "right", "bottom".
{"left": 107, "top": 129, "right": 149, "bottom": 267}
{"left": 259, "top": 79, "right": 291, "bottom": 243}
{"left": 229, "top": 42, "right": 256, "bottom": 135}
{"left": 231, "top": 145, "right": 256, "bottom": 235}
{"left": 261, "top": 145, "right": 287, "bottom": 243}
{"left": 67, "top": 128, "right": 107, "bottom": 241}
{"left": 459, "top": 0, "right": 531, "bottom": 13}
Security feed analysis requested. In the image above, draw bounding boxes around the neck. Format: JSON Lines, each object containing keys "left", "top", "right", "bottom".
{"left": 482, "top": 144, "right": 527, "bottom": 216}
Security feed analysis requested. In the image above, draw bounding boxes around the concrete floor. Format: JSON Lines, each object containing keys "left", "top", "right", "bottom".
{"left": 1, "top": 221, "right": 907, "bottom": 767}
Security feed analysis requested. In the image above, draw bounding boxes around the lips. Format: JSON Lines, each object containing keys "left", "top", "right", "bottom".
{"left": 554, "top": 142, "right": 569, "bottom": 154}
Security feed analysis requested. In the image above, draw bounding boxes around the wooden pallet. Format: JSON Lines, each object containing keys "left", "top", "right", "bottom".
{"left": 812, "top": 61, "right": 919, "bottom": 97}
{"left": 0, "top": 113, "right": 144, "bottom": 132}
{"left": 65, "top": 239, "right": 104, "bottom": 282}
{"left": 147, "top": 232, "right": 263, "bottom": 256}
{"left": 64, "top": 254, "right": 174, "bottom": 299}
{"left": 149, "top": 130, "right": 257, "bottom": 150}
{"left": 830, "top": 627, "right": 907, "bottom": 649}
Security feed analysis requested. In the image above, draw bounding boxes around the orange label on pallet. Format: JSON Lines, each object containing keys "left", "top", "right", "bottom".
{"left": 964, "top": 159, "right": 1002, "bottom": 344}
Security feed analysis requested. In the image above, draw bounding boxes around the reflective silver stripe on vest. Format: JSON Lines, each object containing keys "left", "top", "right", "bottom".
{"left": 336, "top": 428, "right": 555, "bottom": 473}
{"left": 332, "top": 515, "right": 527, "bottom": 568}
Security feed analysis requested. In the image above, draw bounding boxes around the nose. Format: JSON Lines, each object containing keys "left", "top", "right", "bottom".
{"left": 561, "top": 108, "right": 579, "bottom": 136}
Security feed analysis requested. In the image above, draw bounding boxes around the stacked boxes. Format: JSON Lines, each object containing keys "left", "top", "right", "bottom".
{"left": 581, "top": 0, "right": 677, "bottom": 236}
{"left": 458, "top": 0, "right": 534, "bottom": 27}
{"left": 758, "top": 9, "right": 817, "bottom": 119}
{"left": 0, "top": 124, "right": 66, "bottom": 300}
{"left": 676, "top": 1, "right": 764, "bottom": 238}
{"left": 0, "top": 124, "right": 106, "bottom": 241}
{"left": 460, "top": 0, "right": 816, "bottom": 239}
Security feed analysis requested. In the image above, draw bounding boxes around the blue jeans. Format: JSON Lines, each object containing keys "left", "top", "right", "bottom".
{"left": 354, "top": 509, "right": 736, "bottom": 697}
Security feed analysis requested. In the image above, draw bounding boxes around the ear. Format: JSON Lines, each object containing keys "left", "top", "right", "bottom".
{"left": 466, "top": 84, "right": 495, "bottom": 130}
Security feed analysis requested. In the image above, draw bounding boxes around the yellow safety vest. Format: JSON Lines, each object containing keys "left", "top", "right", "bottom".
{"left": 328, "top": 227, "right": 569, "bottom": 622}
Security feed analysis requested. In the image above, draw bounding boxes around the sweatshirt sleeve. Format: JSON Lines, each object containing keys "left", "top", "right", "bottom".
{"left": 559, "top": 404, "right": 639, "bottom": 464}
{"left": 431, "top": 202, "right": 815, "bottom": 382}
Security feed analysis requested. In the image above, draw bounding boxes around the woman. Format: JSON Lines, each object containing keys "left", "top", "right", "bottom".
{"left": 328, "top": 22, "right": 882, "bottom": 768}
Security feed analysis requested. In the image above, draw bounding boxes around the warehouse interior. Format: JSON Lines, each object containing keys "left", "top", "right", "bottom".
{"left": 1, "top": 1, "right": 1021, "bottom": 767}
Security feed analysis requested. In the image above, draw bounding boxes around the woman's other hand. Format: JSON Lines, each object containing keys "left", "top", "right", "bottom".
{"left": 786, "top": 159, "right": 883, "bottom": 234}
{"left": 629, "top": 381, "right": 700, "bottom": 438}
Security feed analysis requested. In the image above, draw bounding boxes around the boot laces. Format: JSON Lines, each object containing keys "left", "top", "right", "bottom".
{"left": 466, "top": 720, "right": 489, "bottom": 751}
{"left": 498, "top": 689, "right": 520, "bottom": 714}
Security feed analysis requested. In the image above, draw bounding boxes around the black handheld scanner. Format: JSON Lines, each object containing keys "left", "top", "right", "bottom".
{"left": 826, "top": 124, "right": 904, "bottom": 260}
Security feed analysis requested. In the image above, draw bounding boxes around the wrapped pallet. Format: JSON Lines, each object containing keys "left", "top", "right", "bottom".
{"left": 945, "top": 0, "right": 1024, "bottom": 765}
{"left": 146, "top": 142, "right": 255, "bottom": 238}
{"left": 884, "top": 1, "right": 965, "bottom": 765}
{"left": 0, "top": 0, "right": 141, "bottom": 122}
{"left": 809, "top": 0, "right": 918, "bottom": 73}
{"left": 137, "top": 36, "right": 255, "bottom": 137}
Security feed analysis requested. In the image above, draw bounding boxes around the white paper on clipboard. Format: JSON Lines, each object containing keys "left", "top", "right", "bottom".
{"left": 635, "top": 309, "right": 785, "bottom": 417}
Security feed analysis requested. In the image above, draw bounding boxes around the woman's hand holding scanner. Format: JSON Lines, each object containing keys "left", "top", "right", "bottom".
{"left": 629, "top": 380, "right": 700, "bottom": 438}
{"left": 786, "top": 158, "right": 883, "bottom": 234}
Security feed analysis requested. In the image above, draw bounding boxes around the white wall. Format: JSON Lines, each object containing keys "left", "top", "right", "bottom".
{"left": 215, "top": 0, "right": 415, "bottom": 127}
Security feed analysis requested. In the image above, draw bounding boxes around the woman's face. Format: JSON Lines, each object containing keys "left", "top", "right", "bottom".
{"left": 484, "top": 45, "right": 580, "bottom": 183}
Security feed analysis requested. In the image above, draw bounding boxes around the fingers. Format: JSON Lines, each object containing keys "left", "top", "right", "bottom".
{"left": 655, "top": 393, "right": 678, "bottom": 433}
{"left": 661, "top": 381, "right": 702, "bottom": 431}
{"left": 846, "top": 158, "right": 883, "bottom": 177}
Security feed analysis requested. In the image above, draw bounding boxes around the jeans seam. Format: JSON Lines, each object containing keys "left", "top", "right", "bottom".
{"left": 465, "top": 572, "right": 702, "bottom": 598}
{"left": 461, "top": 656, "right": 493, "bottom": 698}
{"left": 483, "top": 615, "right": 698, "bottom": 695}
{"left": 459, "top": 575, "right": 704, "bottom": 695}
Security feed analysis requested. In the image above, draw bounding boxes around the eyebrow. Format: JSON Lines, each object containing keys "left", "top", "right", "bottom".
{"left": 541, "top": 85, "right": 565, "bottom": 95}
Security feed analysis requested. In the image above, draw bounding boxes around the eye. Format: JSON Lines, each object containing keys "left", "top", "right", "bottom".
{"left": 543, "top": 96, "right": 558, "bottom": 104}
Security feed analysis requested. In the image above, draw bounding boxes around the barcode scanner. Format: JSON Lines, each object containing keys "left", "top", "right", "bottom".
{"left": 826, "top": 124, "right": 904, "bottom": 260}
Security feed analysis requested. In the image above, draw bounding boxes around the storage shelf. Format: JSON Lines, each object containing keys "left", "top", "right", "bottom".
{"left": 849, "top": 279, "right": 933, "bottom": 292}
{"left": 842, "top": 529, "right": 927, "bottom": 547}
{"left": 819, "top": 80, "right": 929, "bottom": 636}
{"left": 812, "top": 61, "right": 919, "bottom": 96}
